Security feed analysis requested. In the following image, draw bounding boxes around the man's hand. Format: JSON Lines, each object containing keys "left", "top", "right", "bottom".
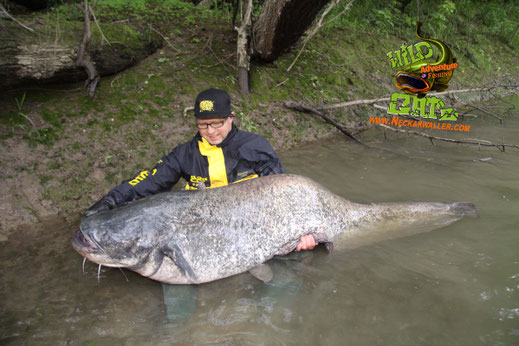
{"left": 84, "top": 195, "right": 117, "bottom": 217}
{"left": 296, "top": 234, "right": 317, "bottom": 251}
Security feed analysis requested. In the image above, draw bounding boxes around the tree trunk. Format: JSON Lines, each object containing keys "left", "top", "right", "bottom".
{"left": 0, "top": 19, "right": 162, "bottom": 91}
{"left": 236, "top": 0, "right": 253, "bottom": 94}
{"left": 252, "top": 0, "right": 330, "bottom": 62}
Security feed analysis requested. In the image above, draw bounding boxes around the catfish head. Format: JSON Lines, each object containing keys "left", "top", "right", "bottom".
{"left": 72, "top": 204, "right": 193, "bottom": 283}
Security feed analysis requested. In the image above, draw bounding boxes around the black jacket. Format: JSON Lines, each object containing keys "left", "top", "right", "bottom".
{"left": 108, "top": 125, "right": 285, "bottom": 205}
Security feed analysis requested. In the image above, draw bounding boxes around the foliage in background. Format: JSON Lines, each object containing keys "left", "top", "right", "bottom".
{"left": 324, "top": 0, "right": 519, "bottom": 51}
{"left": 42, "top": 0, "right": 519, "bottom": 51}
{"left": 48, "top": 0, "right": 199, "bottom": 24}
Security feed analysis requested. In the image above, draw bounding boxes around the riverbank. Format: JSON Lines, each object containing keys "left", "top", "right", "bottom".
{"left": 0, "top": 2, "right": 518, "bottom": 239}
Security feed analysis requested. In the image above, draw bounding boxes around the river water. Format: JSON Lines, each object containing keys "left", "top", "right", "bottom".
{"left": 1, "top": 97, "right": 518, "bottom": 345}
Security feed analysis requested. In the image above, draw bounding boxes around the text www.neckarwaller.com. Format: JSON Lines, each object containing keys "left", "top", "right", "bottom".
{"left": 370, "top": 116, "right": 470, "bottom": 132}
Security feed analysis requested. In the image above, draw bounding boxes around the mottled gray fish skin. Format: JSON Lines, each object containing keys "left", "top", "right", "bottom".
{"left": 72, "top": 174, "right": 478, "bottom": 284}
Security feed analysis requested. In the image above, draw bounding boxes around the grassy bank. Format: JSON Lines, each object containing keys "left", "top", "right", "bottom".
{"left": 0, "top": 0, "right": 518, "bottom": 237}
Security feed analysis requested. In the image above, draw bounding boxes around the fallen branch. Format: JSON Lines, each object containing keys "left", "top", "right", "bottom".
{"left": 276, "top": 78, "right": 289, "bottom": 87}
{"left": 284, "top": 101, "right": 365, "bottom": 145}
{"left": 458, "top": 102, "right": 503, "bottom": 123}
{"left": 0, "top": 3, "right": 34, "bottom": 32}
{"left": 183, "top": 106, "right": 194, "bottom": 117}
{"left": 89, "top": 4, "right": 111, "bottom": 46}
{"left": 371, "top": 104, "right": 387, "bottom": 111}
{"left": 320, "top": 96, "right": 391, "bottom": 110}
{"left": 320, "top": 84, "right": 519, "bottom": 110}
{"left": 150, "top": 26, "right": 180, "bottom": 52}
{"left": 287, "top": 0, "right": 354, "bottom": 72}
{"left": 376, "top": 124, "right": 519, "bottom": 152}
{"left": 432, "top": 84, "right": 518, "bottom": 97}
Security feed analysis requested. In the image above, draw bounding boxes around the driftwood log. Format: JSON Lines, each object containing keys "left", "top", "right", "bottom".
{"left": 0, "top": 18, "right": 162, "bottom": 91}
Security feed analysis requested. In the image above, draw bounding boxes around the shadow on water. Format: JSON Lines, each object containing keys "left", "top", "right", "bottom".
{"left": 1, "top": 97, "right": 518, "bottom": 345}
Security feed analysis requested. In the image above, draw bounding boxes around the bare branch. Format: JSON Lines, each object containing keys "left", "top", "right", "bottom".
{"left": 276, "top": 78, "right": 289, "bottom": 87}
{"left": 320, "top": 84, "right": 519, "bottom": 110}
{"left": 459, "top": 103, "right": 503, "bottom": 123}
{"left": 320, "top": 96, "right": 391, "bottom": 110}
{"left": 287, "top": 0, "right": 354, "bottom": 72}
{"left": 431, "top": 85, "right": 518, "bottom": 97}
{"left": 376, "top": 124, "right": 519, "bottom": 152}
{"left": 89, "top": 4, "right": 111, "bottom": 46}
{"left": 183, "top": 106, "right": 194, "bottom": 117}
{"left": 0, "top": 3, "right": 35, "bottom": 32}
{"left": 284, "top": 100, "right": 365, "bottom": 145}
{"left": 372, "top": 104, "right": 387, "bottom": 111}
{"left": 150, "top": 26, "right": 180, "bottom": 52}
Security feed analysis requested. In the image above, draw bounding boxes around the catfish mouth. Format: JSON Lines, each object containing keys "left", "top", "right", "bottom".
{"left": 72, "top": 228, "right": 100, "bottom": 254}
{"left": 395, "top": 72, "right": 430, "bottom": 93}
{"left": 72, "top": 228, "right": 138, "bottom": 268}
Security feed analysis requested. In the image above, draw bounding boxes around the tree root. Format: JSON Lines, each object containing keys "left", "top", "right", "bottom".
{"left": 77, "top": 0, "right": 100, "bottom": 99}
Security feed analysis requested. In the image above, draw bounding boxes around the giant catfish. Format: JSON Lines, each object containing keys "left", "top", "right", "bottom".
{"left": 72, "top": 174, "right": 478, "bottom": 284}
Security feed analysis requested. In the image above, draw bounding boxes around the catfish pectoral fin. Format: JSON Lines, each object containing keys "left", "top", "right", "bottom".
{"left": 163, "top": 245, "right": 198, "bottom": 282}
{"left": 249, "top": 263, "right": 274, "bottom": 282}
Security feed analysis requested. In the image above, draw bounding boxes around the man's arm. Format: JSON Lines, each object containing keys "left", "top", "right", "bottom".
{"left": 85, "top": 150, "right": 184, "bottom": 216}
{"left": 242, "top": 135, "right": 285, "bottom": 176}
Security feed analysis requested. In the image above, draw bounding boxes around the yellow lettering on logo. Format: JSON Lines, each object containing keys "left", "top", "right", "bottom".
{"left": 190, "top": 175, "right": 208, "bottom": 183}
{"left": 199, "top": 100, "right": 214, "bottom": 112}
{"left": 186, "top": 175, "right": 208, "bottom": 190}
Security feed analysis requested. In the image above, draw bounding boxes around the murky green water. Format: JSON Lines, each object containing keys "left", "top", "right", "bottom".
{"left": 1, "top": 97, "right": 518, "bottom": 345}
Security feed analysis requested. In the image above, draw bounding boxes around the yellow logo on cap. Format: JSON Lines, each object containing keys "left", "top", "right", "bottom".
{"left": 199, "top": 100, "right": 214, "bottom": 112}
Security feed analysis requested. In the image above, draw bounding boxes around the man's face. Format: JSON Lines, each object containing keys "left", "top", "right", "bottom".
{"left": 196, "top": 117, "right": 233, "bottom": 145}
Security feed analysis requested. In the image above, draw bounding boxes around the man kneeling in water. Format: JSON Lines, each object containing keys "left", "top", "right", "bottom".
{"left": 85, "top": 88, "right": 317, "bottom": 320}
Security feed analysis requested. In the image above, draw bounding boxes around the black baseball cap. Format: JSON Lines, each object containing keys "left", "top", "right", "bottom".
{"left": 194, "top": 88, "right": 232, "bottom": 119}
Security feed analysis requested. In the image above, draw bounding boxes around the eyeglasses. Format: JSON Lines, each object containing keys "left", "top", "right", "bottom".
{"left": 196, "top": 120, "right": 226, "bottom": 129}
